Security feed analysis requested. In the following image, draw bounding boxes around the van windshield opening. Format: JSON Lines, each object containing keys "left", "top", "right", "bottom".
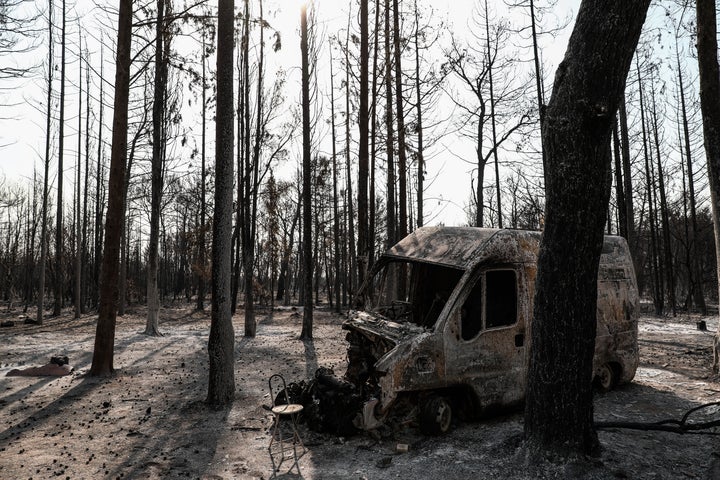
{"left": 364, "top": 260, "right": 464, "bottom": 329}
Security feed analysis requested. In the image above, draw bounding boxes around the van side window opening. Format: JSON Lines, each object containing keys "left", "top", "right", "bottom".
{"left": 485, "top": 270, "right": 517, "bottom": 329}
{"left": 461, "top": 269, "right": 518, "bottom": 340}
{"left": 461, "top": 276, "right": 483, "bottom": 340}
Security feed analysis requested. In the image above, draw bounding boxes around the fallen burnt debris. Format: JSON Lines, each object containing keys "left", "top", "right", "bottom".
{"left": 282, "top": 367, "right": 365, "bottom": 436}
{"left": 595, "top": 401, "right": 720, "bottom": 435}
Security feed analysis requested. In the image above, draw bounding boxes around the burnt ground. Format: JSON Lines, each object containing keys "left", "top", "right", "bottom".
{"left": 0, "top": 304, "right": 718, "bottom": 480}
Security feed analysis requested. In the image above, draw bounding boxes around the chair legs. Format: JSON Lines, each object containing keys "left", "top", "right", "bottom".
{"left": 268, "top": 411, "right": 306, "bottom": 476}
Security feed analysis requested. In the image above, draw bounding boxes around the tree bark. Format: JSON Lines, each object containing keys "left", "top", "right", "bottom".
{"left": 384, "top": 0, "right": 395, "bottom": 276}
{"left": 330, "top": 46, "right": 341, "bottom": 313}
{"left": 524, "top": 0, "right": 649, "bottom": 457}
{"left": 74, "top": 32, "right": 82, "bottom": 320}
{"left": 357, "top": 0, "right": 369, "bottom": 289}
{"left": 619, "top": 97, "right": 635, "bottom": 245}
{"left": 638, "top": 61, "right": 663, "bottom": 316}
{"left": 53, "top": 0, "right": 66, "bottom": 317}
{"left": 146, "top": 0, "right": 167, "bottom": 336}
{"left": 649, "top": 73, "right": 675, "bottom": 316}
{"left": 392, "top": 0, "right": 407, "bottom": 298}
{"left": 90, "top": 0, "right": 134, "bottom": 376}
{"left": 197, "top": 30, "right": 207, "bottom": 312}
{"left": 695, "top": 0, "right": 720, "bottom": 374}
{"left": 677, "top": 45, "right": 707, "bottom": 314}
{"left": 37, "top": 0, "right": 53, "bottom": 325}
{"left": 300, "top": 3, "right": 313, "bottom": 339}
{"left": 344, "top": 10, "right": 357, "bottom": 302}
{"left": 207, "top": 0, "right": 236, "bottom": 406}
{"left": 93, "top": 47, "right": 105, "bottom": 310}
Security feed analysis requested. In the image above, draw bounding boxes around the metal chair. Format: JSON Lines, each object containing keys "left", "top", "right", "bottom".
{"left": 268, "top": 374, "right": 306, "bottom": 476}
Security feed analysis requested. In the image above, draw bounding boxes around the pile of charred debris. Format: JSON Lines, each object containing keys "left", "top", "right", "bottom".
{"left": 282, "top": 367, "right": 365, "bottom": 436}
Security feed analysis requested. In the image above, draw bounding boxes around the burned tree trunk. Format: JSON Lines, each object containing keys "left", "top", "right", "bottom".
{"left": 695, "top": 0, "right": 720, "bottom": 373}
{"left": 90, "top": 0, "right": 133, "bottom": 376}
{"left": 207, "top": 0, "right": 236, "bottom": 406}
{"left": 524, "top": 0, "right": 649, "bottom": 458}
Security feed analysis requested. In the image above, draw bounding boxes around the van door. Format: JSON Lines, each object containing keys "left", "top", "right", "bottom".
{"left": 444, "top": 267, "right": 527, "bottom": 411}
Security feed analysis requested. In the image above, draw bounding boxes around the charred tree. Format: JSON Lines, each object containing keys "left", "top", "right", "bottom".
{"left": 37, "top": 0, "right": 53, "bottom": 325}
{"left": 649, "top": 70, "right": 676, "bottom": 316}
{"left": 207, "top": 0, "right": 236, "bottom": 406}
{"left": 357, "top": 0, "right": 369, "bottom": 288}
{"left": 146, "top": 0, "right": 167, "bottom": 336}
{"left": 695, "top": 0, "right": 720, "bottom": 374}
{"left": 74, "top": 32, "right": 82, "bottom": 320}
{"left": 677, "top": 39, "right": 706, "bottom": 314}
{"left": 300, "top": 3, "right": 313, "bottom": 339}
{"left": 638, "top": 60, "right": 663, "bottom": 316}
{"left": 524, "top": 0, "right": 650, "bottom": 458}
{"left": 53, "top": 0, "right": 66, "bottom": 317}
{"left": 330, "top": 46, "right": 341, "bottom": 313}
{"left": 618, "top": 97, "right": 635, "bottom": 247}
{"left": 90, "top": 0, "right": 133, "bottom": 376}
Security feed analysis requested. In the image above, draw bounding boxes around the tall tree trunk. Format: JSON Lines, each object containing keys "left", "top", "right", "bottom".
{"left": 695, "top": 0, "right": 720, "bottom": 373}
{"left": 612, "top": 121, "right": 627, "bottom": 238}
{"left": 300, "top": 3, "right": 314, "bottom": 339}
{"left": 529, "top": 0, "right": 546, "bottom": 177}
{"left": 330, "top": 46, "right": 341, "bottom": 313}
{"left": 232, "top": 25, "right": 244, "bottom": 314}
{"left": 357, "top": 0, "right": 370, "bottom": 288}
{"left": 245, "top": 0, "right": 266, "bottom": 337}
{"left": 94, "top": 47, "right": 105, "bottom": 310}
{"left": 197, "top": 31, "right": 207, "bottom": 312}
{"left": 649, "top": 72, "right": 676, "bottom": 316}
{"left": 485, "top": 0, "right": 502, "bottom": 228}
{"left": 53, "top": 0, "right": 66, "bottom": 317}
{"left": 240, "top": 0, "right": 254, "bottom": 336}
{"left": 344, "top": 10, "right": 357, "bottom": 302}
{"left": 475, "top": 100, "right": 487, "bottom": 227}
{"left": 146, "top": 0, "right": 166, "bottom": 336}
{"left": 413, "top": 0, "right": 424, "bottom": 229}
{"left": 74, "top": 31, "right": 82, "bottom": 320}
{"left": 37, "top": 0, "right": 53, "bottom": 325}
{"left": 524, "top": 0, "right": 649, "bottom": 458}
{"left": 90, "top": 0, "right": 133, "bottom": 376}
{"left": 678, "top": 45, "right": 707, "bottom": 314}
{"left": 369, "top": 0, "right": 380, "bottom": 269}
{"left": 638, "top": 61, "right": 663, "bottom": 315}
{"left": 82, "top": 46, "right": 91, "bottom": 314}
{"left": 207, "top": 0, "right": 236, "bottom": 406}
{"left": 384, "top": 0, "right": 395, "bottom": 272}
{"left": 392, "top": 0, "right": 407, "bottom": 298}
{"left": 618, "top": 97, "right": 635, "bottom": 245}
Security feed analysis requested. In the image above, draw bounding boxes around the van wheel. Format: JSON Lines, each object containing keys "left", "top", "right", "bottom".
{"left": 419, "top": 395, "right": 452, "bottom": 435}
{"left": 595, "top": 363, "right": 616, "bottom": 392}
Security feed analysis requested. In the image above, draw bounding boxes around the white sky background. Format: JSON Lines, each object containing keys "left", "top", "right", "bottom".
{"left": 2, "top": 0, "right": 679, "bottom": 229}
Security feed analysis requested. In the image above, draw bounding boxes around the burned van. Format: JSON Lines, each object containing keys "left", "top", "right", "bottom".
{"left": 344, "top": 226, "right": 638, "bottom": 434}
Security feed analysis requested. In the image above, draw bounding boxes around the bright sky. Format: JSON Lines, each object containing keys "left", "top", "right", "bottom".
{"left": 0, "top": 0, "right": 578, "bottom": 227}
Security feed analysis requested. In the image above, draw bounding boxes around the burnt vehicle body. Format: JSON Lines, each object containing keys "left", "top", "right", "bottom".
{"left": 344, "top": 226, "right": 638, "bottom": 434}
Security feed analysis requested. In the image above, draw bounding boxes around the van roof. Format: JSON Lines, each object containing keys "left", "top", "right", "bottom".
{"left": 385, "top": 227, "right": 520, "bottom": 269}
{"left": 385, "top": 227, "right": 630, "bottom": 271}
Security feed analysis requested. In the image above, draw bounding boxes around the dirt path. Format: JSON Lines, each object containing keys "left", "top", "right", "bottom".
{"left": 0, "top": 306, "right": 718, "bottom": 479}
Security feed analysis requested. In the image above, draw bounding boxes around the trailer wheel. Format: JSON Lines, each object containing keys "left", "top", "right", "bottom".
{"left": 595, "top": 363, "right": 617, "bottom": 392}
{"left": 419, "top": 395, "right": 452, "bottom": 435}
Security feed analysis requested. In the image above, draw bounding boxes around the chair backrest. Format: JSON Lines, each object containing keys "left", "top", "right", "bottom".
{"left": 269, "top": 373, "right": 290, "bottom": 407}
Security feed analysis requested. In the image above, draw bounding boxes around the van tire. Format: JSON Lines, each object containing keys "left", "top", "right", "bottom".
{"left": 419, "top": 395, "right": 452, "bottom": 435}
{"left": 595, "top": 363, "right": 617, "bottom": 392}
